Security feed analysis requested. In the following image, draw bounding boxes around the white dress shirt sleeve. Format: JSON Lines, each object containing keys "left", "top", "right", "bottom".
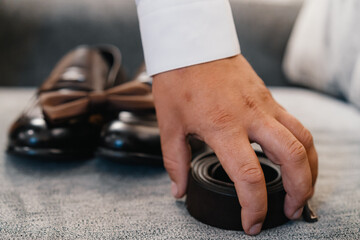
{"left": 135, "top": 0, "right": 241, "bottom": 76}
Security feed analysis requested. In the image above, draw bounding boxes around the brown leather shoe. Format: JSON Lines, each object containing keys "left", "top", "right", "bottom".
{"left": 7, "top": 45, "right": 125, "bottom": 159}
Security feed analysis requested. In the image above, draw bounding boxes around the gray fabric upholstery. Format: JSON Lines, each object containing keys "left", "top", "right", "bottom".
{"left": 0, "top": 88, "right": 359, "bottom": 239}
{"left": 231, "top": 0, "right": 304, "bottom": 86}
{"left": 0, "top": 0, "right": 303, "bottom": 87}
{"left": 2, "top": 0, "right": 358, "bottom": 239}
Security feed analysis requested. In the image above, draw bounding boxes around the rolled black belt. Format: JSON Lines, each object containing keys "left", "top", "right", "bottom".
{"left": 186, "top": 151, "right": 317, "bottom": 230}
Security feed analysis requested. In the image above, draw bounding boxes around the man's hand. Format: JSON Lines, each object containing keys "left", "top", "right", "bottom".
{"left": 152, "top": 54, "right": 318, "bottom": 235}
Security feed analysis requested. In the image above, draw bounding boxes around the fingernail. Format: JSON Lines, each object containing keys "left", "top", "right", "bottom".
{"left": 171, "top": 181, "right": 178, "bottom": 197}
{"left": 248, "top": 223, "right": 262, "bottom": 235}
{"left": 292, "top": 207, "right": 304, "bottom": 219}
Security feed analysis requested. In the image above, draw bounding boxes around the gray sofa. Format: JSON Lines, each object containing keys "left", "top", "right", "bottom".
{"left": 1, "top": 0, "right": 359, "bottom": 239}
{"left": 0, "top": 0, "right": 303, "bottom": 87}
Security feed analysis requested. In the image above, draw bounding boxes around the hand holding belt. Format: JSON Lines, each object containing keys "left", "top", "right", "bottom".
{"left": 186, "top": 151, "right": 318, "bottom": 231}
{"left": 39, "top": 80, "right": 154, "bottom": 122}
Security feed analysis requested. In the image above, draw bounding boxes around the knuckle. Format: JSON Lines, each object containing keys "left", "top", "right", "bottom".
{"left": 241, "top": 203, "right": 268, "bottom": 219}
{"left": 287, "top": 139, "right": 307, "bottom": 165}
{"left": 251, "top": 205, "right": 268, "bottom": 216}
{"left": 299, "top": 127, "right": 314, "bottom": 149}
{"left": 260, "top": 88, "right": 273, "bottom": 103}
{"left": 163, "top": 153, "right": 179, "bottom": 174}
{"left": 242, "top": 94, "right": 257, "bottom": 110}
{"left": 207, "top": 107, "right": 236, "bottom": 132}
{"left": 234, "top": 163, "right": 264, "bottom": 186}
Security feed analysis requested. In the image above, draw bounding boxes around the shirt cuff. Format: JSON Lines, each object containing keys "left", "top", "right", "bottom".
{"left": 136, "top": 0, "right": 241, "bottom": 76}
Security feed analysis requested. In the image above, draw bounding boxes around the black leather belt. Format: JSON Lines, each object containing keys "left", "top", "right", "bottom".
{"left": 186, "top": 151, "right": 317, "bottom": 230}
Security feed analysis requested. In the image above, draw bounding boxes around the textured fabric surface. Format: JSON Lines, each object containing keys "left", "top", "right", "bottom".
{"left": 283, "top": 0, "right": 360, "bottom": 109}
{"left": 0, "top": 87, "right": 359, "bottom": 239}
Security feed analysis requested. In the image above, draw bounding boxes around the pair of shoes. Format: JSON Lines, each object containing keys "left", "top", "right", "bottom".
{"left": 7, "top": 45, "right": 205, "bottom": 164}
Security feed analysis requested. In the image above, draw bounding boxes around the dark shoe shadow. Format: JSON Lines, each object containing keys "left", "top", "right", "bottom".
{"left": 93, "top": 156, "right": 165, "bottom": 178}
{"left": 5, "top": 151, "right": 166, "bottom": 178}
{"left": 4, "top": 153, "right": 90, "bottom": 176}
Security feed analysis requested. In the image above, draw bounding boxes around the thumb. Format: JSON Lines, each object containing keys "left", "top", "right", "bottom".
{"left": 159, "top": 124, "right": 191, "bottom": 198}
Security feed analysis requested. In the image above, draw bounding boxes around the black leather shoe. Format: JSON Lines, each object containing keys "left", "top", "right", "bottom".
{"left": 97, "top": 69, "right": 206, "bottom": 165}
{"left": 7, "top": 45, "right": 125, "bottom": 159}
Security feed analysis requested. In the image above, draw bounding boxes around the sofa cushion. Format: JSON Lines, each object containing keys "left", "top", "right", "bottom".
{"left": 0, "top": 87, "right": 359, "bottom": 239}
{"left": 0, "top": 0, "right": 303, "bottom": 87}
